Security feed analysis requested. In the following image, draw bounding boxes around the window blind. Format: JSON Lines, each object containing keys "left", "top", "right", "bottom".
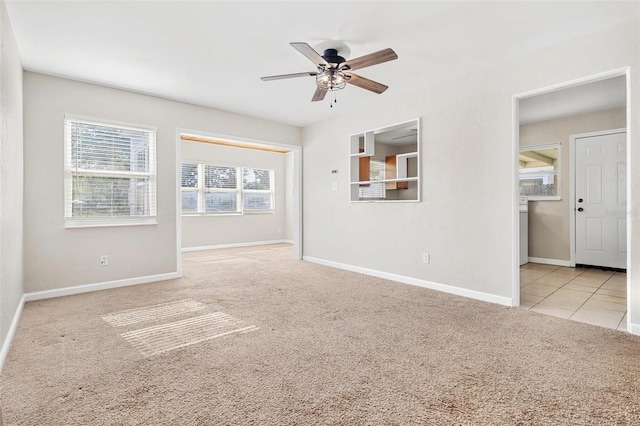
{"left": 242, "top": 168, "right": 273, "bottom": 210}
{"left": 359, "top": 160, "right": 386, "bottom": 199}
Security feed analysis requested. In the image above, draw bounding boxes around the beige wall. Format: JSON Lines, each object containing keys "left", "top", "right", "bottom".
{"left": 23, "top": 72, "right": 300, "bottom": 293}
{"left": 0, "top": 0, "right": 24, "bottom": 363}
{"left": 520, "top": 107, "right": 626, "bottom": 261}
{"left": 181, "top": 141, "right": 291, "bottom": 248}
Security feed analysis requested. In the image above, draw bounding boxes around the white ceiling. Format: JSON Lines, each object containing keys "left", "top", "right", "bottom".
{"left": 5, "top": 1, "right": 639, "bottom": 128}
{"left": 519, "top": 75, "right": 627, "bottom": 124}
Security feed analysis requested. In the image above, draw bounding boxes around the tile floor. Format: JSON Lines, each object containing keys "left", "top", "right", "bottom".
{"left": 520, "top": 263, "right": 627, "bottom": 331}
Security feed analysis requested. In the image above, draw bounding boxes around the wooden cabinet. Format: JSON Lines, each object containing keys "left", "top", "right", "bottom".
{"left": 385, "top": 155, "right": 408, "bottom": 190}
{"left": 359, "top": 150, "right": 370, "bottom": 186}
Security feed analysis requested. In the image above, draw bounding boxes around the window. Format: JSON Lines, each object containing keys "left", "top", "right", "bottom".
{"left": 243, "top": 168, "right": 273, "bottom": 210}
{"left": 205, "top": 165, "right": 239, "bottom": 213}
{"left": 64, "top": 116, "right": 156, "bottom": 227}
{"left": 359, "top": 160, "right": 386, "bottom": 199}
{"left": 181, "top": 163, "right": 274, "bottom": 214}
{"left": 519, "top": 144, "right": 560, "bottom": 200}
{"left": 180, "top": 163, "right": 199, "bottom": 213}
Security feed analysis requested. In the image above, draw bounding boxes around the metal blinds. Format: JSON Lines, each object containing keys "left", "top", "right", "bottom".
{"left": 359, "top": 160, "right": 386, "bottom": 199}
{"left": 205, "top": 166, "right": 238, "bottom": 189}
{"left": 64, "top": 117, "right": 156, "bottom": 225}
{"left": 242, "top": 168, "right": 273, "bottom": 210}
{"left": 203, "top": 166, "right": 239, "bottom": 213}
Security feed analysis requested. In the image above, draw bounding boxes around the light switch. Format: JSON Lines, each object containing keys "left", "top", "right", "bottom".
{"left": 331, "top": 182, "right": 338, "bottom": 191}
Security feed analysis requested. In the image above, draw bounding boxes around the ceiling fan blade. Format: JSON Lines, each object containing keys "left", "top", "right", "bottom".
{"left": 343, "top": 48, "right": 398, "bottom": 71}
{"left": 311, "top": 86, "right": 328, "bottom": 102}
{"left": 290, "top": 42, "right": 328, "bottom": 67}
{"left": 261, "top": 71, "right": 318, "bottom": 81}
{"left": 345, "top": 73, "right": 388, "bottom": 94}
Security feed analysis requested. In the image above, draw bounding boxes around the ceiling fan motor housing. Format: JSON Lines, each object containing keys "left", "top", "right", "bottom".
{"left": 322, "top": 49, "right": 347, "bottom": 67}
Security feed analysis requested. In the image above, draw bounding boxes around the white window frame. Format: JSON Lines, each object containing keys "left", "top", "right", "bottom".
{"left": 64, "top": 114, "right": 157, "bottom": 228}
{"left": 519, "top": 143, "right": 561, "bottom": 201}
{"left": 181, "top": 162, "right": 274, "bottom": 215}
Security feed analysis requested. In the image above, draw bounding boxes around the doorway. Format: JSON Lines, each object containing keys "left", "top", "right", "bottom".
{"left": 513, "top": 69, "right": 629, "bottom": 330}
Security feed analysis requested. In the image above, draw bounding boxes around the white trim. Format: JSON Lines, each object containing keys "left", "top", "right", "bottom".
{"left": 570, "top": 134, "right": 576, "bottom": 267}
{"left": 512, "top": 95, "right": 521, "bottom": 307}
{"left": 569, "top": 127, "right": 627, "bottom": 268}
{"left": 527, "top": 257, "right": 571, "bottom": 267}
{"left": 65, "top": 217, "right": 158, "bottom": 228}
{"left": 628, "top": 322, "right": 640, "bottom": 336}
{"left": 0, "top": 295, "right": 26, "bottom": 374}
{"left": 514, "top": 67, "right": 630, "bottom": 100}
{"left": 175, "top": 130, "right": 183, "bottom": 277}
{"left": 64, "top": 113, "right": 158, "bottom": 133}
{"left": 23, "top": 272, "right": 181, "bottom": 302}
{"left": 182, "top": 240, "right": 292, "bottom": 253}
{"left": 303, "top": 256, "right": 512, "bottom": 307}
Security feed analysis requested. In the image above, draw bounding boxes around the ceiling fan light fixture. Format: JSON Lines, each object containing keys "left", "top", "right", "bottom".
{"left": 260, "top": 42, "right": 398, "bottom": 103}
{"left": 316, "top": 69, "right": 347, "bottom": 91}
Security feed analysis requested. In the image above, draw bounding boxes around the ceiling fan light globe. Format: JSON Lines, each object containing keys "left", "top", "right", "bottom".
{"left": 316, "top": 70, "right": 347, "bottom": 91}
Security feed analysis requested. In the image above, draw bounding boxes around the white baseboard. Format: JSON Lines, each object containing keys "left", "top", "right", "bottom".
{"left": 182, "top": 239, "right": 292, "bottom": 252}
{"left": 0, "top": 294, "right": 26, "bottom": 374}
{"left": 527, "top": 257, "right": 571, "bottom": 267}
{"left": 24, "top": 271, "right": 181, "bottom": 302}
{"left": 628, "top": 322, "right": 640, "bottom": 336}
{"left": 303, "top": 256, "right": 512, "bottom": 307}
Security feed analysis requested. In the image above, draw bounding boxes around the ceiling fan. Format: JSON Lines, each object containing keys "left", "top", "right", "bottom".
{"left": 260, "top": 42, "right": 398, "bottom": 104}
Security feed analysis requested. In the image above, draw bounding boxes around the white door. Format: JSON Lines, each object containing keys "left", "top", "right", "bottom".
{"left": 575, "top": 131, "right": 626, "bottom": 269}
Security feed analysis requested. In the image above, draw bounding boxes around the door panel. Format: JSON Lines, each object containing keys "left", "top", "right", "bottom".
{"left": 585, "top": 218, "right": 603, "bottom": 251}
{"left": 585, "top": 164, "right": 602, "bottom": 204}
{"left": 575, "top": 131, "right": 626, "bottom": 269}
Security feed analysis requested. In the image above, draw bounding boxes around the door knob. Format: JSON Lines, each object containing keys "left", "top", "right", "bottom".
{"left": 578, "top": 198, "right": 583, "bottom": 203}
{"left": 578, "top": 207, "right": 584, "bottom": 212}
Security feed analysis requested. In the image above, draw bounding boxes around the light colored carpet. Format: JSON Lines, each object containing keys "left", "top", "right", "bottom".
{"left": 1, "top": 244, "right": 640, "bottom": 424}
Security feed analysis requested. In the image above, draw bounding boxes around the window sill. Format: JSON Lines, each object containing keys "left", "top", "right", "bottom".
{"left": 527, "top": 196, "right": 562, "bottom": 201}
{"left": 65, "top": 217, "right": 157, "bottom": 229}
{"left": 181, "top": 211, "right": 275, "bottom": 217}
{"left": 182, "top": 212, "right": 243, "bottom": 217}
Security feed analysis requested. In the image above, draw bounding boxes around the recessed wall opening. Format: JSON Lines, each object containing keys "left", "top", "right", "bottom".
{"left": 175, "top": 130, "right": 302, "bottom": 265}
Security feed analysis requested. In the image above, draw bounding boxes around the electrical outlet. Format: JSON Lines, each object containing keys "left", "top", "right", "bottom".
{"left": 422, "top": 253, "right": 430, "bottom": 264}
{"left": 100, "top": 255, "right": 109, "bottom": 266}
